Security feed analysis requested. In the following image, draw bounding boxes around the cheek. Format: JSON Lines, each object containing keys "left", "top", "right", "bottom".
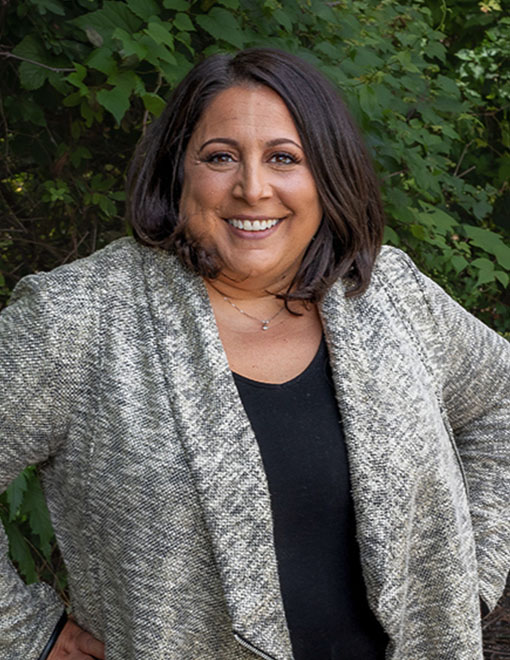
{"left": 183, "top": 169, "right": 230, "bottom": 212}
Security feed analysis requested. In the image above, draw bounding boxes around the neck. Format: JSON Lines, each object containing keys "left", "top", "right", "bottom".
{"left": 204, "top": 271, "right": 295, "bottom": 303}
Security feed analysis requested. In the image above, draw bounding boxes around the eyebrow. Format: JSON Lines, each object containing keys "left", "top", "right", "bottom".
{"left": 198, "top": 137, "right": 303, "bottom": 152}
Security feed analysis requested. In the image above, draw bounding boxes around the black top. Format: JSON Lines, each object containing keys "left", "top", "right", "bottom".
{"left": 233, "top": 337, "right": 388, "bottom": 660}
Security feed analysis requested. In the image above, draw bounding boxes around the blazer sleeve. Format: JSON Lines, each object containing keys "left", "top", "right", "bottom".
{"left": 401, "top": 254, "right": 510, "bottom": 611}
{"left": 0, "top": 271, "right": 96, "bottom": 659}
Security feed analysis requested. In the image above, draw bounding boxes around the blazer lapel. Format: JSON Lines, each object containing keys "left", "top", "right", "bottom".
{"left": 320, "top": 276, "right": 447, "bottom": 635}
{"left": 142, "top": 248, "right": 293, "bottom": 660}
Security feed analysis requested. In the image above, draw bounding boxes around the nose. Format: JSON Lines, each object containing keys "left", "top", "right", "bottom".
{"left": 232, "top": 160, "right": 272, "bottom": 205}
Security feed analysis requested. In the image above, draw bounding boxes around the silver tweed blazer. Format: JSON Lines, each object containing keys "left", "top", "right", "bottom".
{"left": 1, "top": 238, "right": 509, "bottom": 660}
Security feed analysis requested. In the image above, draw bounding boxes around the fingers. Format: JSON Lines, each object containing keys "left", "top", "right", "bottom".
{"left": 48, "top": 619, "right": 105, "bottom": 660}
{"left": 77, "top": 629, "right": 106, "bottom": 660}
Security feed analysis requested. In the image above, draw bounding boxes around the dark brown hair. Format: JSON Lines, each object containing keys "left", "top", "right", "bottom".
{"left": 127, "top": 48, "right": 385, "bottom": 300}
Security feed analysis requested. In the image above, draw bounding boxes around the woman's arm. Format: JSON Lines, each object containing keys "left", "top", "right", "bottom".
{"left": 400, "top": 252, "right": 510, "bottom": 611}
{"left": 0, "top": 272, "right": 100, "bottom": 659}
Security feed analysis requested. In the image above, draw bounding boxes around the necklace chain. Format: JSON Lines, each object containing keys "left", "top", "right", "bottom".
{"left": 209, "top": 283, "right": 285, "bottom": 331}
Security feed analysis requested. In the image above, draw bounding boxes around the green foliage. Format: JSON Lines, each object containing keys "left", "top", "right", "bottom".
{"left": 0, "top": 0, "right": 508, "bottom": 596}
{"left": 0, "top": 468, "right": 67, "bottom": 595}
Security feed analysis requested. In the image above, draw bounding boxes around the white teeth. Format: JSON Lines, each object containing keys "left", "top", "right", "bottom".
{"left": 227, "top": 218, "right": 280, "bottom": 231}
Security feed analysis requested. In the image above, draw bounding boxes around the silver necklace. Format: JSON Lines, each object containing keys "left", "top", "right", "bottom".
{"left": 210, "top": 284, "right": 285, "bottom": 331}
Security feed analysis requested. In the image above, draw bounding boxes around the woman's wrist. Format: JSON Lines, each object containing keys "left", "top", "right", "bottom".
{"left": 38, "top": 610, "right": 68, "bottom": 660}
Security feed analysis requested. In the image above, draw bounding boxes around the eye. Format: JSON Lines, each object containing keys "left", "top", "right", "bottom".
{"left": 269, "top": 152, "right": 300, "bottom": 165}
{"left": 203, "top": 152, "right": 236, "bottom": 164}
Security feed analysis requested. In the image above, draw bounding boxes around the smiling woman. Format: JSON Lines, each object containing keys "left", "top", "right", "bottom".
{"left": 1, "top": 49, "right": 509, "bottom": 660}
{"left": 180, "top": 85, "right": 323, "bottom": 294}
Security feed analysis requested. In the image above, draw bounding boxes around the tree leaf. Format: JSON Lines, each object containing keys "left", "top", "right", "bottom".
{"left": 465, "top": 226, "right": 510, "bottom": 269}
{"left": 142, "top": 92, "right": 167, "bottom": 116}
{"left": 146, "top": 21, "right": 175, "bottom": 49}
{"left": 383, "top": 226, "right": 400, "bottom": 245}
{"left": 4, "top": 520, "right": 38, "bottom": 584}
{"left": 495, "top": 271, "right": 509, "bottom": 288}
{"left": 19, "top": 62, "right": 48, "bottom": 90}
{"left": 196, "top": 9, "right": 245, "bottom": 48}
{"left": 472, "top": 257, "right": 495, "bottom": 271}
{"left": 451, "top": 255, "right": 469, "bottom": 274}
{"left": 96, "top": 86, "right": 131, "bottom": 124}
{"left": 358, "top": 85, "right": 380, "bottom": 117}
{"left": 32, "top": 0, "right": 65, "bottom": 15}
{"left": 273, "top": 8, "right": 293, "bottom": 32}
{"left": 5, "top": 472, "right": 28, "bottom": 521}
{"left": 86, "top": 47, "right": 117, "bottom": 75}
{"left": 113, "top": 28, "right": 148, "bottom": 61}
{"left": 70, "top": 1, "right": 142, "bottom": 45}
{"left": 127, "top": 0, "right": 161, "bottom": 20}
{"left": 173, "top": 12, "right": 195, "bottom": 31}
{"left": 20, "top": 476, "right": 53, "bottom": 559}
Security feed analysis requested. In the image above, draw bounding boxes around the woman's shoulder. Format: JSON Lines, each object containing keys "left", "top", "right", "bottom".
{"left": 8, "top": 237, "right": 162, "bottom": 307}
{"left": 372, "top": 245, "right": 423, "bottom": 285}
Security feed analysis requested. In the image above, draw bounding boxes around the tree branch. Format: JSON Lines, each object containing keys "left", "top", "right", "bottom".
{"left": 0, "top": 49, "right": 74, "bottom": 72}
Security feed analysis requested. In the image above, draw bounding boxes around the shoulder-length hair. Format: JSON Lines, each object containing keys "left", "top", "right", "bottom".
{"left": 127, "top": 48, "right": 385, "bottom": 301}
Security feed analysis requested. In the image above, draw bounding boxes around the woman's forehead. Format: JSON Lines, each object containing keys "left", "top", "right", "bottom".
{"left": 189, "top": 86, "right": 301, "bottom": 148}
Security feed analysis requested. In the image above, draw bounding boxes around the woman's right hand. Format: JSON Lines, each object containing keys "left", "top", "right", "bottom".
{"left": 48, "top": 619, "right": 105, "bottom": 659}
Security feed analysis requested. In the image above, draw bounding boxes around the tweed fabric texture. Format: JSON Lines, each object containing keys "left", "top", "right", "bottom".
{"left": 0, "top": 237, "right": 509, "bottom": 660}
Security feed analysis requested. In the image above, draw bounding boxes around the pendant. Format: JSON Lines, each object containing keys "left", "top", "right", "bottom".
{"left": 261, "top": 321, "right": 269, "bottom": 331}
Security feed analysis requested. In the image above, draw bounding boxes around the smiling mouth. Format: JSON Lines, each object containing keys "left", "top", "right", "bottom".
{"left": 226, "top": 218, "right": 282, "bottom": 232}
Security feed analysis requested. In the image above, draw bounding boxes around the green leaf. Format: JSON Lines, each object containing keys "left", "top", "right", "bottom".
{"left": 21, "top": 476, "right": 53, "bottom": 559}
{"left": 96, "top": 86, "right": 131, "bottom": 124}
{"left": 4, "top": 521, "right": 38, "bottom": 584}
{"left": 33, "top": 0, "right": 65, "bottom": 15}
{"left": 127, "top": 0, "right": 160, "bottom": 20}
{"left": 142, "top": 92, "right": 167, "bottom": 116}
{"left": 495, "top": 271, "right": 509, "bottom": 288}
{"left": 113, "top": 28, "right": 148, "bottom": 61}
{"left": 383, "top": 226, "right": 400, "bottom": 245}
{"left": 63, "top": 91, "right": 83, "bottom": 107}
{"left": 409, "top": 224, "right": 427, "bottom": 240}
{"left": 472, "top": 198, "right": 491, "bottom": 221}
{"left": 163, "top": 0, "right": 189, "bottom": 8}
{"left": 273, "top": 8, "right": 293, "bottom": 32}
{"left": 465, "top": 226, "right": 510, "bottom": 269}
{"left": 6, "top": 472, "right": 28, "bottom": 521}
{"left": 416, "top": 206, "right": 457, "bottom": 234}
{"left": 436, "top": 74, "right": 461, "bottom": 99}
{"left": 86, "top": 47, "right": 116, "bottom": 75}
{"left": 12, "top": 35, "right": 57, "bottom": 90}
{"left": 19, "top": 62, "right": 48, "bottom": 90}
{"left": 353, "top": 48, "right": 384, "bottom": 70}
{"left": 70, "top": 1, "right": 142, "bottom": 45}
{"left": 195, "top": 8, "right": 245, "bottom": 48}
{"left": 107, "top": 70, "right": 143, "bottom": 95}
{"left": 472, "top": 257, "right": 495, "bottom": 271}
{"left": 475, "top": 270, "right": 496, "bottom": 287}
{"left": 146, "top": 21, "right": 175, "bottom": 49}
{"left": 138, "top": 35, "right": 176, "bottom": 65}
{"left": 173, "top": 12, "right": 195, "bottom": 31}
{"left": 358, "top": 86, "right": 379, "bottom": 116}
{"left": 451, "top": 255, "right": 469, "bottom": 274}
{"left": 218, "top": 0, "right": 239, "bottom": 7}
{"left": 67, "top": 63, "right": 88, "bottom": 95}
{"left": 71, "top": 146, "right": 92, "bottom": 167}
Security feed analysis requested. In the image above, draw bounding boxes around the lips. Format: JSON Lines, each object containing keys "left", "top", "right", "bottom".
{"left": 226, "top": 218, "right": 282, "bottom": 232}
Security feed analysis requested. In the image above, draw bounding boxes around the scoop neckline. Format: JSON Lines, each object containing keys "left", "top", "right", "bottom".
{"left": 232, "top": 335, "right": 326, "bottom": 389}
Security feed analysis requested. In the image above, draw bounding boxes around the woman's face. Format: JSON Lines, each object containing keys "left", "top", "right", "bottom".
{"left": 180, "top": 85, "right": 323, "bottom": 291}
